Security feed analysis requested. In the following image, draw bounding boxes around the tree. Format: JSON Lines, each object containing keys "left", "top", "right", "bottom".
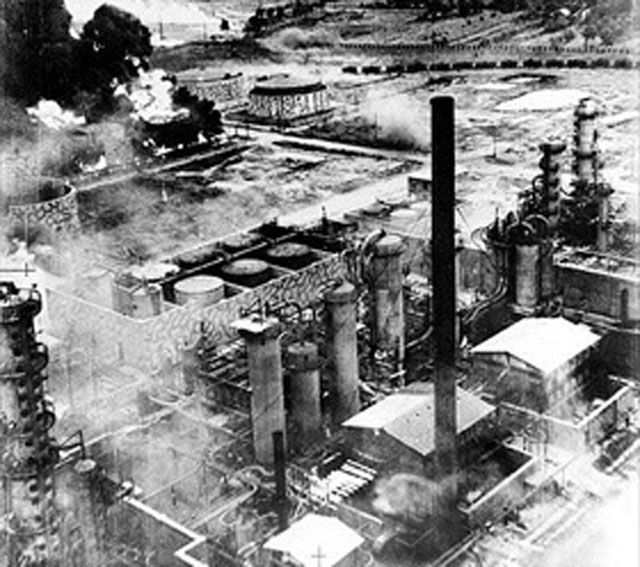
{"left": 0, "top": 1, "right": 152, "bottom": 116}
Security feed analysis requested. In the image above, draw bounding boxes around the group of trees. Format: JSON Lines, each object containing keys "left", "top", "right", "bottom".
{"left": 521, "top": 0, "right": 633, "bottom": 46}
{"left": 1, "top": 0, "right": 152, "bottom": 118}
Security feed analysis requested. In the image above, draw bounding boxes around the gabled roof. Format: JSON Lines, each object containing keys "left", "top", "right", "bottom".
{"left": 342, "top": 394, "right": 425, "bottom": 430}
{"left": 343, "top": 385, "right": 494, "bottom": 457}
{"left": 471, "top": 317, "right": 600, "bottom": 375}
{"left": 263, "top": 514, "right": 364, "bottom": 567}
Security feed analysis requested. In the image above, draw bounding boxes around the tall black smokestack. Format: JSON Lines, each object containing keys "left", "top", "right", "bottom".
{"left": 430, "top": 96, "right": 457, "bottom": 493}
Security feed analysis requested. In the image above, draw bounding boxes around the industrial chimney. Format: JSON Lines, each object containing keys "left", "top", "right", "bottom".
{"left": 430, "top": 96, "right": 458, "bottom": 503}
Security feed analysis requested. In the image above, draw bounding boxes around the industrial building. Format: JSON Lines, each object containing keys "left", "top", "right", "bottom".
{"left": 342, "top": 385, "right": 497, "bottom": 475}
{"left": 1, "top": 81, "right": 638, "bottom": 567}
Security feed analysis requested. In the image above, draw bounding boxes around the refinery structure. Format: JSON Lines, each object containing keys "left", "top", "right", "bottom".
{"left": 1, "top": 2, "right": 639, "bottom": 567}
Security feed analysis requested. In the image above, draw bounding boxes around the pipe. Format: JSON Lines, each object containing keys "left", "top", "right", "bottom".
{"left": 272, "top": 431, "right": 288, "bottom": 532}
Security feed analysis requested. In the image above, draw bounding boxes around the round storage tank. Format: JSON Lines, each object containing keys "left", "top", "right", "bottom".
{"left": 174, "top": 244, "right": 223, "bottom": 270}
{"left": 221, "top": 259, "right": 272, "bottom": 287}
{"left": 130, "top": 262, "right": 180, "bottom": 283}
{"left": 266, "top": 243, "right": 313, "bottom": 269}
{"left": 174, "top": 275, "right": 225, "bottom": 307}
{"left": 221, "top": 232, "right": 262, "bottom": 253}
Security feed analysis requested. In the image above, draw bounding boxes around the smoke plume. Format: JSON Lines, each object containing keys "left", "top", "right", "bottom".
{"left": 272, "top": 27, "right": 339, "bottom": 50}
{"left": 66, "top": 0, "right": 218, "bottom": 26}
{"left": 362, "top": 93, "right": 431, "bottom": 151}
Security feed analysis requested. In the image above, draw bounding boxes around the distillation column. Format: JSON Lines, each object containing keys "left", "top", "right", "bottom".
{"left": 235, "top": 317, "right": 285, "bottom": 465}
{"left": 0, "top": 282, "right": 60, "bottom": 567}
{"left": 324, "top": 281, "right": 360, "bottom": 424}
{"left": 537, "top": 141, "right": 566, "bottom": 234}
{"left": 370, "top": 235, "right": 405, "bottom": 367}
{"left": 573, "top": 98, "right": 599, "bottom": 185}
{"left": 286, "top": 342, "right": 322, "bottom": 447}
{"left": 572, "top": 98, "right": 612, "bottom": 251}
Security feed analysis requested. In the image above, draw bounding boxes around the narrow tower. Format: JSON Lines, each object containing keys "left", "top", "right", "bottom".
{"left": 0, "top": 282, "right": 61, "bottom": 567}
{"left": 430, "top": 96, "right": 457, "bottom": 501}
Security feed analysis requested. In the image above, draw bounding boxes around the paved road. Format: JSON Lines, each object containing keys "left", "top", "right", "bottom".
{"left": 538, "top": 455, "right": 639, "bottom": 567}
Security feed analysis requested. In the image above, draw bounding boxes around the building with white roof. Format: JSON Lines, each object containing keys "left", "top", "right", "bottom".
{"left": 263, "top": 514, "right": 365, "bottom": 567}
{"left": 470, "top": 317, "right": 601, "bottom": 412}
{"left": 342, "top": 384, "right": 495, "bottom": 474}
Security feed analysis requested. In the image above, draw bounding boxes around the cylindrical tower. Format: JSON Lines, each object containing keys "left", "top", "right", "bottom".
{"left": 234, "top": 316, "right": 285, "bottom": 465}
{"left": 572, "top": 98, "right": 599, "bottom": 185}
{"left": 0, "top": 282, "right": 61, "bottom": 567}
{"left": 324, "top": 281, "right": 360, "bottom": 424}
{"left": 369, "top": 235, "right": 405, "bottom": 365}
{"left": 537, "top": 141, "right": 566, "bottom": 233}
{"left": 515, "top": 243, "right": 540, "bottom": 309}
{"left": 286, "top": 342, "right": 322, "bottom": 448}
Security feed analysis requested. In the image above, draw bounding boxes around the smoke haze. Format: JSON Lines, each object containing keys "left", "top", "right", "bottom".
{"left": 362, "top": 93, "right": 431, "bottom": 151}
{"left": 65, "top": 0, "right": 218, "bottom": 25}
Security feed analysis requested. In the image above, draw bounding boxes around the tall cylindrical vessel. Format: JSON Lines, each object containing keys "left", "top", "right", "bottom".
{"left": 370, "top": 235, "right": 405, "bottom": 364}
{"left": 287, "top": 342, "right": 322, "bottom": 447}
{"left": 235, "top": 317, "right": 286, "bottom": 464}
{"left": 539, "top": 239, "right": 555, "bottom": 299}
{"left": 0, "top": 282, "right": 61, "bottom": 567}
{"left": 515, "top": 244, "right": 540, "bottom": 309}
{"left": 324, "top": 281, "right": 360, "bottom": 423}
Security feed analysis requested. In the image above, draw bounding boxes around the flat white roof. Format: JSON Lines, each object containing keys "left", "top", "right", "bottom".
{"left": 471, "top": 317, "right": 600, "bottom": 375}
{"left": 263, "top": 514, "right": 364, "bottom": 567}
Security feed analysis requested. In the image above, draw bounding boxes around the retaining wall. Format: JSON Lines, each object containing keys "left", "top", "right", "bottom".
{"left": 8, "top": 183, "right": 80, "bottom": 234}
{"left": 46, "top": 255, "right": 345, "bottom": 374}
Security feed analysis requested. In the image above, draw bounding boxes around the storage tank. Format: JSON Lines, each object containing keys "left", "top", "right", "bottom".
{"left": 515, "top": 244, "right": 540, "bottom": 309}
{"left": 221, "top": 232, "right": 262, "bottom": 253}
{"left": 266, "top": 243, "right": 313, "bottom": 269}
{"left": 131, "top": 284, "right": 163, "bottom": 318}
{"left": 130, "top": 262, "right": 179, "bottom": 283}
{"left": 174, "top": 275, "right": 225, "bottom": 307}
{"left": 287, "top": 342, "right": 322, "bottom": 447}
{"left": 221, "top": 259, "right": 272, "bottom": 287}
{"left": 174, "top": 244, "right": 223, "bottom": 270}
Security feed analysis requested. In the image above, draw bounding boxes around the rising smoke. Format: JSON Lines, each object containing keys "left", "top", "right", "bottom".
{"left": 373, "top": 473, "right": 439, "bottom": 522}
{"left": 272, "top": 27, "right": 339, "bottom": 50}
{"left": 362, "top": 93, "right": 431, "bottom": 151}
{"left": 65, "top": 0, "right": 218, "bottom": 26}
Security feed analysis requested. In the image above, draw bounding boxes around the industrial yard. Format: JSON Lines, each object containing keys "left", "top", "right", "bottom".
{"left": 0, "top": 1, "right": 639, "bottom": 567}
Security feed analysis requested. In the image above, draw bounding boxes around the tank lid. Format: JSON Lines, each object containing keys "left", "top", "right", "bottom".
{"left": 325, "top": 280, "right": 357, "bottom": 303}
{"left": 130, "top": 262, "right": 179, "bottom": 282}
{"left": 267, "top": 243, "right": 311, "bottom": 259}
{"left": 374, "top": 234, "right": 404, "bottom": 256}
{"left": 539, "top": 140, "right": 566, "bottom": 154}
{"left": 175, "top": 275, "right": 225, "bottom": 293}
{"left": 222, "top": 259, "right": 270, "bottom": 276}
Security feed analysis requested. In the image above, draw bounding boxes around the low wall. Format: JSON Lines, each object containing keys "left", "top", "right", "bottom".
{"left": 498, "top": 382, "right": 635, "bottom": 454}
{"left": 556, "top": 255, "right": 640, "bottom": 321}
{"left": 180, "top": 74, "right": 245, "bottom": 109}
{"left": 8, "top": 183, "right": 80, "bottom": 234}
{"left": 460, "top": 446, "right": 536, "bottom": 527}
{"left": 46, "top": 255, "right": 346, "bottom": 374}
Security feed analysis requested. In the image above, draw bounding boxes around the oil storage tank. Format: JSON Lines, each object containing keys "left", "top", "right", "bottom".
{"left": 222, "top": 259, "right": 272, "bottom": 287}
{"left": 174, "top": 275, "right": 225, "bottom": 307}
